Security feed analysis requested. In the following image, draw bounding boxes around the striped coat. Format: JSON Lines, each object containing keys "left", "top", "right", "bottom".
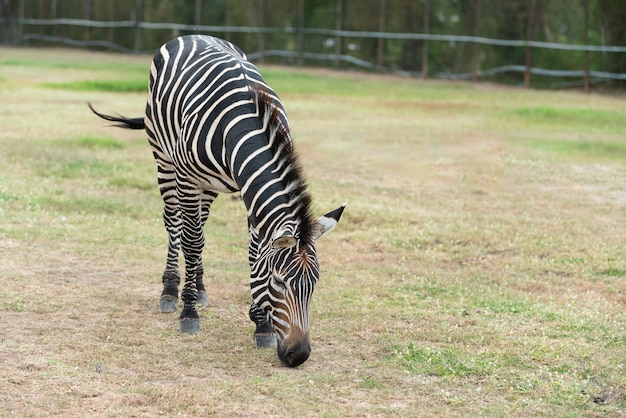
{"left": 90, "top": 35, "right": 344, "bottom": 367}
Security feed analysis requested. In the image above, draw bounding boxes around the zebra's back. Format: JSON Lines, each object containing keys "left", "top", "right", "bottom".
{"left": 144, "top": 34, "right": 286, "bottom": 194}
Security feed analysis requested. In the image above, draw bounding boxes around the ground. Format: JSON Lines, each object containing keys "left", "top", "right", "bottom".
{"left": 0, "top": 46, "right": 624, "bottom": 417}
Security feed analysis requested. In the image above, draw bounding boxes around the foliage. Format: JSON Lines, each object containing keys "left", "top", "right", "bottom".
{"left": 1, "top": 0, "right": 625, "bottom": 88}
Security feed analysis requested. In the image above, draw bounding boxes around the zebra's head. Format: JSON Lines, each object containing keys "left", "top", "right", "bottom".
{"left": 255, "top": 204, "right": 345, "bottom": 367}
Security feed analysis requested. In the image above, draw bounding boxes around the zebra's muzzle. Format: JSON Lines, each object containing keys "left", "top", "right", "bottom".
{"left": 277, "top": 333, "right": 311, "bottom": 367}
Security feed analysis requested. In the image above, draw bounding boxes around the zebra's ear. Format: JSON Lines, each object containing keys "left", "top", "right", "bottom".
{"left": 272, "top": 233, "right": 297, "bottom": 249}
{"left": 311, "top": 203, "right": 347, "bottom": 241}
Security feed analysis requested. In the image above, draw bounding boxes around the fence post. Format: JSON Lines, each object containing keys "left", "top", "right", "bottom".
{"left": 195, "top": 0, "right": 201, "bottom": 27}
{"left": 134, "top": 0, "right": 142, "bottom": 52}
{"left": 422, "top": 0, "right": 429, "bottom": 79}
{"left": 225, "top": 0, "right": 231, "bottom": 40}
{"left": 334, "top": 0, "right": 343, "bottom": 68}
{"left": 472, "top": 0, "right": 481, "bottom": 82}
{"left": 0, "top": 0, "right": 10, "bottom": 44}
{"left": 377, "top": 0, "right": 386, "bottom": 68}
{"left": 59, "top": 0, "right": 66, "bottom": 40}
{"left": 82, "top": 0, "right": 91, "bottom": 44}
{"left": 524, "top": 0, "right": 535, "bottom": 89}
{"left": 108, "top": 0, "right": 114, "bottom": 50}
{"left": 38, "top": 0, "right": 44, "bottom": 42}
{"left": 582, "top": 0, "right": 590, "bottom": 92}
{"left": 19, "top": 0, "right": 24, "bottom": 42}
{"left": 258, "top": 0, "right": 266, "bottom": 64}
{"left": 296, "top": 0, "right": 304, "bottom": 66}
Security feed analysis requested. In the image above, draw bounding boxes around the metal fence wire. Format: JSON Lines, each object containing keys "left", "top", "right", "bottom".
{"left": 2, "top": 17, "right": 626, "bottom": 87}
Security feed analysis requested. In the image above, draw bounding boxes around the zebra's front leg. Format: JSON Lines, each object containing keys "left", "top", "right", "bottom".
{"left": 249, "top": 303, "right": 277, "bottom": 348}
{"left": 194, "top": 190, "right": 217, "bottom": 308}
{"left": 178, "top": 187, "right": 205, "bottom": 334}
{"left": 157, "top": 164, "right": 182, "bottom": 313}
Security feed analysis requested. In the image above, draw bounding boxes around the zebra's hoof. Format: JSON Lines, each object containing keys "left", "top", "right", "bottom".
{"left": 179, "top": 318, "right": 200, "bottom": 334}
{"left": 196, "top": 291, "right": 209, "bottom": 307}
{"left": 159, "top": 295, "right": 178, "bottom": 313}
{"left": 254, "top": 332, "right": 277, "bottom": 349}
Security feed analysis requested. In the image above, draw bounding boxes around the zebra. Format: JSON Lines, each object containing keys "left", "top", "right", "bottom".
{"left": 89, "top": 34, "right": 345, "bottom": 367}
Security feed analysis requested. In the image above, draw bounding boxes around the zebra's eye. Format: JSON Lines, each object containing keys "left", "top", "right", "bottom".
{"left": 272, "top": 273, "right": 287, "bottom": 288}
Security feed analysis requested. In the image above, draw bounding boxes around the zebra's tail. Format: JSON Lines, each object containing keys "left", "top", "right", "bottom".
{"left": 88, "top": 103, "right": 145, "bottom": 130}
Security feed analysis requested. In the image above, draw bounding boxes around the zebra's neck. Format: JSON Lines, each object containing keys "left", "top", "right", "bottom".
{"left": 239, "top": 161, "right": 303, "bottom": 241}
{"left": 231, "top": 87, "right": 313, "bottom": 244}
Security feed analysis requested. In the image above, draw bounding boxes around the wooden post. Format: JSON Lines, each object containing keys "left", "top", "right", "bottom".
{"left": 334, "top": 0, "right": 343, "bottom": 68}
{"left": 38, "top": 0, "right": 44, "bottom": 42}
{"left": 296, "top": 0, "right": 304, "bottom": 66}
{"left": 259, "top": 0, "right": 266, "bottom": 64}
{"left": 225, "top": 0, "right": 231, "bottom": 40}
{"left": 582, "top": 0, "right": 590, "bottom": 92}
{"left": 0, "top": 0, "right": 18, "bottom": 44}
{"left": 59, "top": 0, "right": 65, "bottom": 39}
{"left": 524, "top": 0, "right": 535, "bottom": 89}
{"left": 195, "top": 0, "right": 202, "bottom": 27}
{"left": 18, "top": 0, "right": 25, "bottom": 42}
{"left": 471, "top": 0, "right": 481, "bottom": 82}
{"left": 108, "top": 0, "right": 114, "bottom": 50}
{"left": 376, "top": 0, "right": 387, "bottom": 68}
{"left": 82, "top": 0, "right": 91, "bottom": 44}
{"left": 422, "top": 0, "right": 429, "bottom": 79}
{"left": 133, "top": 0, "right": 142, "bottom": 52}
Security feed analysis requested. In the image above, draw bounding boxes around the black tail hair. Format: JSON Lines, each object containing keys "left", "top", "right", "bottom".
{"left": 88, "top": 102, "right": 145, "bottom": 130}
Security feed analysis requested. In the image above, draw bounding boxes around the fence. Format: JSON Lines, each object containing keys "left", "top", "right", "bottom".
{"left": 2, "top": 16, "right": 626, "bottom": 88}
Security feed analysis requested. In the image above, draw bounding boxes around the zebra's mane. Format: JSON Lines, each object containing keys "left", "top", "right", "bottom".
{"left": 253, "top": 85, "right": 315, "bottom": 245}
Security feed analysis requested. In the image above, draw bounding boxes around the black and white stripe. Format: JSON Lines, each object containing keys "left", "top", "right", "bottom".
{"left": 90, "top": 35, "right": 344, "bottom": 367}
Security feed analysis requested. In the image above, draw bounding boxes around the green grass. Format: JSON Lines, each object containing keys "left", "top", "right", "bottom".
{"left": 398, "top": 343, "right": 495, "bottom": 377}
{"left": 523, "top": 138, "right": 626, "bottom": 159}
{"left": 598, "top": 268, "right": 626, "bottom": 277}
{"left": 0, "top": 56, "right": 147, "bottom": 73}
{"left": 43, "top": 79, "right": 148, "bottom": 92}
{"left": 262, "top": 67, "right": 471, "bottom": 100}
{"left": 0, "top": 46, "right": 625, "bottom": 417}
{"left": 511, "top": 105, "right": 624, "bottom": 126}
{"left": 54, "top": 136, "right": 126, "bottom": 149}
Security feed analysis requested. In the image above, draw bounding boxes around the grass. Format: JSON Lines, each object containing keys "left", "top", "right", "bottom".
{"left": 42, "top": 79, "right": 148, "bottom": 93}
{"left": 0, "top": 46, "right": 625, "bottom": 417}
{"left": 522, "top": 139, "right": 626, "bottom": 159}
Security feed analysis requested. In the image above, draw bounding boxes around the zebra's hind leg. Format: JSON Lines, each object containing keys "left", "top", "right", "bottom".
{"left": 194, "top": 191, "right": 216, "bottom": 309}
{"left": 250, "top": 303, "right": 276, "bottom": 348}
{"left": 196, "top": 190, "right": 218, "bottom": 307}
{"left": 179, "top": 269, "right": 201, "bottom": 334}
{"left": 195, "top": 264, "right": 209, "bottom": 307}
